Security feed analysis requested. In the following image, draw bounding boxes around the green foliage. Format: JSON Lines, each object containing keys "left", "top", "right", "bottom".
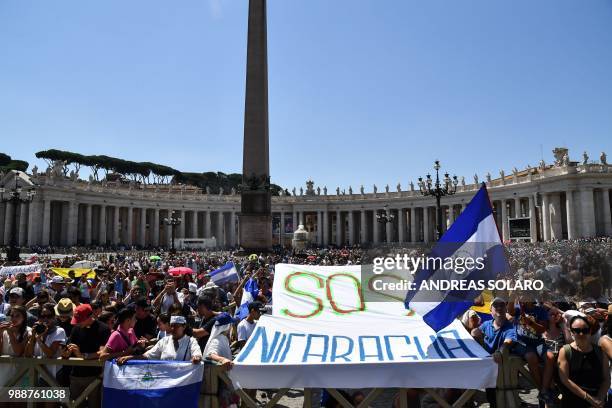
{"left": 0, "top": 153, "right": 29, "bottom": 173}
{"left": 0, "top": 153, "right": 11, "bottom": 166}
{"left": 28, "top": 148, "right": 285, "bottom": 193}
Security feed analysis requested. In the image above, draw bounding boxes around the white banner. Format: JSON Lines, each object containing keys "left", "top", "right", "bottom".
{"left": 230, "top": 264, "right": 497, "bottom": 389}
{"left": 0, "top": 263, "right": 42, "bottom": 276}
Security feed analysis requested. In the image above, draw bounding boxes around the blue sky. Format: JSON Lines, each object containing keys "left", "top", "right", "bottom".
{"left": 1, "top": 0, "right": 612, "bottom": 191}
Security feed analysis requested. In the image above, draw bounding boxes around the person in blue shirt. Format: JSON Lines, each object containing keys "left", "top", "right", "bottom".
{"left": 472, "top": 297, "right": 517, "bottom": 360}
{"left": 471, "top": 297, "right": 517, "bottom": 408}
{"left": 511, "top": 298, "right": 548, "bottom": 393}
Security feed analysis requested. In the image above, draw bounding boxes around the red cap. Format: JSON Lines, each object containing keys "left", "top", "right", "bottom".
{"left": 71, "top": 304, "right": 93, "bottom": 325}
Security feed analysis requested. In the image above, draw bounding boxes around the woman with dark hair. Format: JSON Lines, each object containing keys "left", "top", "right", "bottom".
{"left": 0, "top": 305, "right": 32, "bottom": 385}
{"left": 98, "top": 311, "right": 116, "bottom": 330}
{"left": 558, "top": 315, "right": 610, "bottom": 408}
{"left": 100, "top": 308, "right": 145, "bottom": 360}
{"left": 25, "top": 303, "right": 66, "bottom": 379}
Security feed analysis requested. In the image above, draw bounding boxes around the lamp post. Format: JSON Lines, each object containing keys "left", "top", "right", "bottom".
{"left": 376, "top": 204, "right": 395, "bottom": 243}
{"left": 1, "top": 176, "right": 36, "bottom": 263}
{"left": 418, "top": 160, "right": 458, "bottom": 241}
{"left": 163, "top": 211, "right": 182, "bottom": 253}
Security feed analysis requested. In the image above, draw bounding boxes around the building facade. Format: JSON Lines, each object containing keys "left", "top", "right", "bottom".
{"left": 1, "top": 149, "right": 611, "bottom": 248}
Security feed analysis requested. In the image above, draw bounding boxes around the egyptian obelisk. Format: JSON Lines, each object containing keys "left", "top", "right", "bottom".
{"left": 239, "top": 0, "right": 272, "bottom": 251}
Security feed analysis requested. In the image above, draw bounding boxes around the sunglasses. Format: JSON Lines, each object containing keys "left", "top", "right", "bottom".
{"left": 571, "top": 328, "right": 590, "bottom": 335}
{"left": 40, "top": 314, "right": 54, "bottom": 319}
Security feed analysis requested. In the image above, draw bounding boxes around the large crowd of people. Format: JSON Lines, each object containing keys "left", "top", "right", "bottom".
{"left": 0, "top": 238, "right": 610, "bottom": 407}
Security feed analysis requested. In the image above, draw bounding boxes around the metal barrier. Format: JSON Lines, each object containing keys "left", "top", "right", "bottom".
{"left": 2, "top": 353, "right": 535, "bottom": 408}
{"left": 0, "top": 355, "right": 104, "bottom": 408}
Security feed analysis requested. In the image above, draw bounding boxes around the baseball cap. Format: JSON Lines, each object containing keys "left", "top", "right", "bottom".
{"left": 9, "top": 287, "right": 24, "bottom": 297}
{"left": 188, "top": 282, "right": 198, "bottom": 293}
{"left": 51, "top": 276, "right": 65, "bottom": 284}
{"left": 170, "top": 315, "right": 186, "bottom": 325}
{"left": 55, "top": 298, "right": 75, "bottom": 316}
{"left": 71, "top": 304, "right": 93, "bottom": 325}
{"left": 491, "top": 297, "right": 507, "bottom": 306}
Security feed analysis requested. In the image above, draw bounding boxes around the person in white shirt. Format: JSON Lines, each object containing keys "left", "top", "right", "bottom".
{"left": 25, "top": 303, "right": 67, "bottom": 378}
{"left": 152, "top": 281, "right": 183, "bottom": 315}
{"left": 204, "top": 313, "right": 237, "bottom": 371}
{"left": 117, "top": 315, "right": 201, "bottom": 364}
{"left": 235, "top": 301, "right": 263, "bottom": 350}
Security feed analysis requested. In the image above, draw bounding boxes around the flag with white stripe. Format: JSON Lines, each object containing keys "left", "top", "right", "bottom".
{"left": 235, "top": 278, "right": 259, "bottom": 320}
{"left": 209, "top": 262, "right": 239, "bottom": 285}
{"left": 405, "top": 184, "right": 508, "bottom": 332}
{"left": 103, "top": 360, "right": 203, "bottom": 408}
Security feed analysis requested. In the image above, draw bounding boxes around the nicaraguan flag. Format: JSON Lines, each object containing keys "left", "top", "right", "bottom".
{"left": 405, "top": 184, "right": 508, "bottom": 332}
{"left": 235, "top": 278, "right": 259, "bottom": 320}
{"left": 103, "top": 360, "right": 204, "bottom": 408}
{"left": 209, "top": 262, "right": 239, "bottom": 285}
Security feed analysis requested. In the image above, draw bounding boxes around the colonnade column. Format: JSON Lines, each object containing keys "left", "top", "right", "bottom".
{"left": 18, "top": 202, "right": 28, "bottom": 246}
{"left": 84, "top": 204, "right": 92, "bottom": 246}
{"left": 3, "top": 203, "right": 14, "bottom": 244}
{"left": 152, "top": 208, "right": 159, "bottom": 247}
{"left": 565, "top": 191, "right": 575, "bottom": 239}
{"left": 230, "top": 211, "right": 236, "bottom": 247}
{"left": 500, "top": 200, "right": 509, "bottom": 242}
{"left": 139, "top": 208, "right": 147, "bottom": 247}
{"left": 541, "top": 194, "right": 550, "bottom": 241}
{"left": 66, "top": 201, "right": 78, "bottom": 246}
{"left": 602, "top": 189, "right": 612, "bottom": 236}
{"left": 204, "top": 211, "right": 211, "bottom": 238}
{"left": 280, "top": 211, "right": 286, "bottom": 245}
{"left": 191, "top": 211, "right": 198, "bottom": 238}
{"left": 410, "top": 208, "right": 417, "bottom": 242}
{"left": 27, "top": 201, "right": 40, "bottom": 246}
{"left": 99, "top": 205, "right": 107, "bottom": 246}
{"left": 386, "top": 211, "right": 393, "bottom": 243}
{"left": 126, "top": 207, "right": 133, "bottom": 246}
{"left": 323, "top": 211, "right": 329, "bottom": 246}
{"left": 549, "top": 193, "right": 562, "bottom": 240}
{"left": 398, "top": 208, "right": 405, "bottom": 243}
{"left": 216, "top": 211, "right": 223, "bottom": 247}
{"left": 315, "top": 211, "right": 322, "bottom": 245}
{"left": 528, "top": 195, "right": 537, "bottom": 242}
{"left": 372, "top": 210, "right": 380, "bottom": 244}
{"left": 347, "top": 211, "right": 354, "bottom": 245}
{"left": 360, "top": 210, "right": 367, "bottom": 244}
{"left": 336, "top": 210, "right": 342, "bottom": 246}
{"left": 578, "top": 188, "right": 596, "bottom": 237}
{"left": 165, "top": 209, "right": 173, "bottom": 247}
{"left": 423, "top": 207, "right": 430, "bottom": 243}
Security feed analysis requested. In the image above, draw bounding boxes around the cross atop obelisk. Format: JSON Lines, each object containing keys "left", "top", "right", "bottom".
{"left": 239, "top": 0, "right": 272, "bottom": 251}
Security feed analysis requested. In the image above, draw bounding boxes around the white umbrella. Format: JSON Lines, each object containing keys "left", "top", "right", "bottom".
{"left": 71, "top": 260, "right": 101, "bottom": 269}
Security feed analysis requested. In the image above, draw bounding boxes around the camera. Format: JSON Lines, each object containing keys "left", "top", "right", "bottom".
{"left": 33, "top": 323, "right": 46, "bottom": 334}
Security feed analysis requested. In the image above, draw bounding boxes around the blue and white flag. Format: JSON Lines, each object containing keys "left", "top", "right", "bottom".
{"left": 235, "top": 278, "right": 259, "bottom": 320}
{"left": 405, "top": 184, "right": 508, "bottom": 332}
{"left": 209, "top": 262, "right": 239, "bottom": 285}
{"left": 103, "top": 360, "right": 204, "bottom": 408}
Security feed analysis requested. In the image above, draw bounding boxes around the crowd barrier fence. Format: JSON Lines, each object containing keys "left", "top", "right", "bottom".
{"left": 1, "top": 351, "right": 535, "bottom": 408}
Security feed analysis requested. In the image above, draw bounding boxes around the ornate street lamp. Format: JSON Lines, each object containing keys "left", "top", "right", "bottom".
{"left": 418, "top": 160, "right": 458, "bottom": 241}
{"left": 0, "top": 176, "right": 36, "bottom": 263}
{"left": 376, "top": 204, "right": 395, "bottom": 224}
{"left": 163, "top": 211, "right": 182, "bottom": 253}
